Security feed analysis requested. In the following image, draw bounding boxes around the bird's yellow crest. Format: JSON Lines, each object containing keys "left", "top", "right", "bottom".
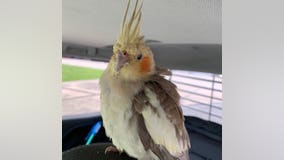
{"left": 114, "top": 0, "right": 144, "bottom": 51}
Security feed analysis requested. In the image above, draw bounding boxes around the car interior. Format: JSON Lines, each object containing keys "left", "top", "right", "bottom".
{"left": 62, "top": 0, "right": 222, "bottom": 159}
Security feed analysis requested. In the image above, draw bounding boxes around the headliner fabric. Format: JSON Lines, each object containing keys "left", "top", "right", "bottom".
{"left": 63, "top": 0, "right": 221, "bottom": 47}
{"left": 63, "top": 143, "right": 136, "bottom": 160}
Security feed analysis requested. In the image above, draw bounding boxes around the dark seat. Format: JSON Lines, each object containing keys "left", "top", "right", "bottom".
{"left": 63, "top": 116, "right": 222, "bottom": 160}
{"left": 63, "top": 143, "right": 135, "bottom": 160}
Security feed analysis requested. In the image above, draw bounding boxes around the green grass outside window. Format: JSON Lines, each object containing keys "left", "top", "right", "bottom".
{"left": 62, "top": 64, "right": 104, "bottom": 82}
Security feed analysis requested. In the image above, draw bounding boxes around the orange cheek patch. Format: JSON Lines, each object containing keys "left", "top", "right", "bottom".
{"left": 140, "top": 56, "right": 151, "bottom": 73}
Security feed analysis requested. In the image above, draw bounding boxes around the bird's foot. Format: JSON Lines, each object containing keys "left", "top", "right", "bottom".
{"left": 104, "top": 146, "right": 121, "bottom": 154}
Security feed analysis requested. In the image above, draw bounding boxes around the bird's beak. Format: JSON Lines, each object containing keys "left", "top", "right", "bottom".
{"left": 115, "top": 52, "right": 128, "bottom": 71}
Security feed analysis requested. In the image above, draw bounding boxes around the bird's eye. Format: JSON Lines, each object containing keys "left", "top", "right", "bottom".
{"left": 122, "top": 50, "right": 127, "bottom": 56}
{"left": 136, "top": 53, "right": 142, "bottom": 60}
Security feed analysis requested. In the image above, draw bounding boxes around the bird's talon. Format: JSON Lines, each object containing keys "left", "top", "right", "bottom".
{"left": 105, "top": 146, "right": 120, "bottom": 154}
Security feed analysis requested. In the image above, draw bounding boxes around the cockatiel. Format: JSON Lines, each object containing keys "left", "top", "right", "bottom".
{"left": 99, "top": 0, "right": 190, "bottom": 159}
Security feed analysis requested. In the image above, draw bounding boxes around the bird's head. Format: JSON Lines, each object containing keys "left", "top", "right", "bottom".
{"left": 109, "top": 0, "right": 155, "bottom": 82}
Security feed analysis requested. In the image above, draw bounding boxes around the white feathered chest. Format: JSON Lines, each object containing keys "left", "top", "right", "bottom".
{"left": 99, "top": 73, "right": 149, "bottom": 158}
{"left": 99, "top": 71, "right": 190, "bottom": 160}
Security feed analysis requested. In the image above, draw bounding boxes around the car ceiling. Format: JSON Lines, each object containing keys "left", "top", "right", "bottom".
{"left": 63, "top": 0, "right": 222, "bottom": 47}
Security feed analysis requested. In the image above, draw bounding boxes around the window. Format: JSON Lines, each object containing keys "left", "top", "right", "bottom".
{"left": 170, "top": 70, "right": 222, "bottom": 124}
{"left": 62, "top": 58, "right": 222, "bottom": 124}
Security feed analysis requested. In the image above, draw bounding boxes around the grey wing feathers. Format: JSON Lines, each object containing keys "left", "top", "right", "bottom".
{"left": 145, "top": 74, "right": 190, "bottom": 149}
{"left": 132, "top": 69, "right": 190, "bottom": 160}
{"left": 136, "top": 113, "right": 177, "bottom": 160}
